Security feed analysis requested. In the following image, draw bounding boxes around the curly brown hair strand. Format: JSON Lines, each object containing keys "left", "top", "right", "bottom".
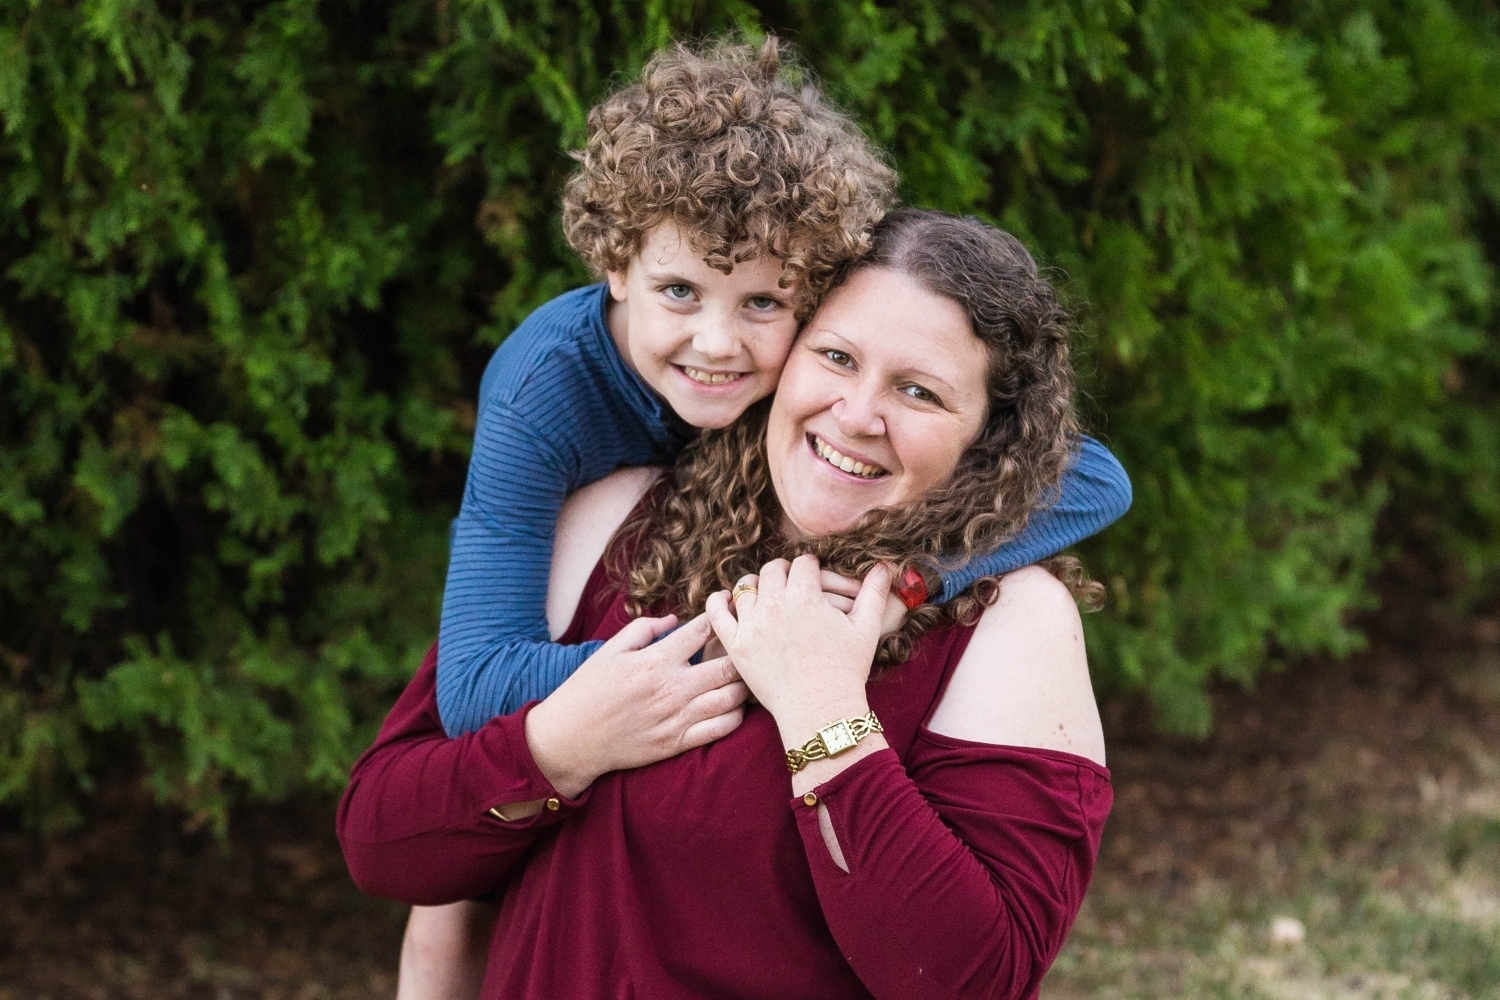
{"left": 562, "top": 36, "right": 896, "bottom": 318}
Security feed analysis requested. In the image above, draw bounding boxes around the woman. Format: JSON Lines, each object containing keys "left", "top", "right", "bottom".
{"left": 338, "top": 209, "right": 1114, "bottom": 1000}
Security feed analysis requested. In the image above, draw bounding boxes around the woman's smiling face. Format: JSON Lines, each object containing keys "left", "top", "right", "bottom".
{"left": 766, "top": 266, "right": 992, "bottom": 539}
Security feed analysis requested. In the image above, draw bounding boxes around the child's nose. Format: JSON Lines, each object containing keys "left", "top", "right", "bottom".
{"left": 691, "top": 322, "right": 739, "bottom": 361}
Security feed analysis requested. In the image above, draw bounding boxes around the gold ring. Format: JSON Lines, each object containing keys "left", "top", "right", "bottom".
{"left": 730, "top": 582, "right": 759, "bottom": 604}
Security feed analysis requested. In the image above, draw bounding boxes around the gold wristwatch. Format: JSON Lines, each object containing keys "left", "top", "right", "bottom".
{"left": 785, "top": 711, "right": 883, "bottom": 774}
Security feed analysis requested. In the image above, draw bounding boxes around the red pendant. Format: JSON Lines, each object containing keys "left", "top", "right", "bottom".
{"left": 894, "top": 565, "right": 929, "bottom": 609}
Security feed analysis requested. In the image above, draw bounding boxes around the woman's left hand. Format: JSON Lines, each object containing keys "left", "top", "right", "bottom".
{"left": 706, "top": 555, "right": 892, "bottom": 736}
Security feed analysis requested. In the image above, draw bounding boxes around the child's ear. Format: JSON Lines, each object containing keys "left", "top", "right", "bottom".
{"left": 605, "top": 269, "right": 629, "bottom": 302}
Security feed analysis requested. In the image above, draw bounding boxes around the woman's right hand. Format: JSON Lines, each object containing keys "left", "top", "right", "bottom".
{"left": 522, "top": 613, "right": 748, "bottom": 798}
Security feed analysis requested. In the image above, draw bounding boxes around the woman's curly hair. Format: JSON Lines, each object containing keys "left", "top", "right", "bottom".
{"left": 611, "top": 209, "right": 1105, "bottom": 665}
{"left": 562, "top": 35, "right": 896, "bottom": 319}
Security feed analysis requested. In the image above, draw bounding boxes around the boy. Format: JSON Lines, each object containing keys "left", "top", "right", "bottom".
{"left": 407, "top": 36, "right": 1130, "bottom": 997}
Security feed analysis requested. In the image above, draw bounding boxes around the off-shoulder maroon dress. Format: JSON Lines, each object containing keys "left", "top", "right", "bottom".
{"left": 338, "top": 553, "right": 1112, "bottom": 1000}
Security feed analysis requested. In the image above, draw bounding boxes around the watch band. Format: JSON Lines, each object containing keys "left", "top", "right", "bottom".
{"left": 785, "top": 711, "right": 883, "bottom": 773}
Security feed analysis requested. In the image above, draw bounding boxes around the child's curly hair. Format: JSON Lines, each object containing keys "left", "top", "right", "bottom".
{"left": 562, "top": 35, "right": 897, "bottom": 319}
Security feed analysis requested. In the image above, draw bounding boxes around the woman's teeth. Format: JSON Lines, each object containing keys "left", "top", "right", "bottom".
{"left": 812, "top": 435, "right": 887, "bottom": 479}
{"left": 682, "top": 366, "right": 742, "bottom": 385}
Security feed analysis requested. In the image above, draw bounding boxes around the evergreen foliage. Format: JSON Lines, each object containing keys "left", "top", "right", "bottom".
{"left": 1, "top": 0, "right": 1496, "bottom": 829}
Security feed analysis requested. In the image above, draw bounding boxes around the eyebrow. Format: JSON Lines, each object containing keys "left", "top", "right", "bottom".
{"left": 809, "top": 328, "right": 965, "bottom": 397}
{"left": 639, "top": 269, "right": 699, "bottom": 285}
{"left": 640, "top": 268, "right": 791, "bottom": 299}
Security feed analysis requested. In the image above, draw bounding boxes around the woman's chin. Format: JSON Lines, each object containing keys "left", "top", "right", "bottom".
{"left": 781, "top": 502, "right": 870, "bottom": 540}
{"left": 771, "top": 434, "right": 898, "bottom": 539}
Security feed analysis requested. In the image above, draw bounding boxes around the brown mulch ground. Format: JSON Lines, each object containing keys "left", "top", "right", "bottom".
{"left": 4, "top": 606, "right": 1497, "bottom": 1000}
{"left": 1093, "top": 610, "right": 1500, "bottom": 904}
{"left": 0, "top": 795, "right": 406, "bottom": 1000}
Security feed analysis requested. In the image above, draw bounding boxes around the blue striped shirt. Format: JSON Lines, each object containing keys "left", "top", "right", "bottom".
{"left": 436, "top": 283, "right": 1132, "bottom": 736}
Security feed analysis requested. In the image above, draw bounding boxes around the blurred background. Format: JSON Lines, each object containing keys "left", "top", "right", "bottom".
{"left": 1, "top": 1, "right": 1497, "bottom": 997}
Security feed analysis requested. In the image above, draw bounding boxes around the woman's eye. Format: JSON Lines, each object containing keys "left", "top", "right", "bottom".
{"left": 902, "top": 384, "right": 940, "bottom": 404}
{"left": 663, "top": 284, "right": 693, "bottom": 301}
{"left": 821, "top": 349, "right": 853, "bottom": 366}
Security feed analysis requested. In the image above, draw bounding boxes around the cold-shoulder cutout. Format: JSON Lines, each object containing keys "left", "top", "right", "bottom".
{"left": 926, "top": 564, "right": 1106, "bottom": 765}
{"left": 546, "top": 467, "right": 664, "bottom": 639}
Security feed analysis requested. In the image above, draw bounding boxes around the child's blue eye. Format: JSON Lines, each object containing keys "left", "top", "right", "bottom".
{"left": 663, "top": 284, "right": 693, "bottom": 300}
{"left": 746, "top": 295, "right": 779, "bottom": 311}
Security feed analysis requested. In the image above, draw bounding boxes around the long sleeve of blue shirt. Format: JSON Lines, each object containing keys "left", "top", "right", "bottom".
{"left": 930, "top": 435, "right": 1133, "bottom": 601}
{"left": 437, "top": 284, "right": 1133, "bottom": 737}
{"left": 436, "top": 285, "right": 692, "bottom": 737}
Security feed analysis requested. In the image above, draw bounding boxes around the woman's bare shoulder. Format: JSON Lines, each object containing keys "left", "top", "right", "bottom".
{"left": 545, "top": 467, "right": 665, "bottom": 639}
{"left": 925, "top": 565, "right": 1106, "bottom": 765}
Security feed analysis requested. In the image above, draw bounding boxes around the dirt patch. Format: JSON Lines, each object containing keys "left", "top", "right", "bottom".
{"left": 0, "top": 797, "right": 405, "bottom": 1000}
{"left": 1096, "top": 626, "right": 1500, "bottom": 901}
{"left": 1051, "top": 608, "right": 1500, "bottom": 999}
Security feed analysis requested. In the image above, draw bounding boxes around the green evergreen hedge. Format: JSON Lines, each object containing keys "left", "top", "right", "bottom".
{"left": 2, "top": 0, "right": 1496, "bottom": 829}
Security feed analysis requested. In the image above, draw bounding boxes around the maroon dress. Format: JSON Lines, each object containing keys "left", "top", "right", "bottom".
{"left": 338, "top": 554, "right": 1112, "bottom": 1000}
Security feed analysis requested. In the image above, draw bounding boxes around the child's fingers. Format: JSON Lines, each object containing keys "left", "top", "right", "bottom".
{"left": 657, "top": 612, "right": 714, "bottom": 658}
{"left": 704, "top": 591, "right": 741, "bottom": 647}
{"left": 819, "top": 570, "right": 862, "bottom": 599}
{"left": 822, "top": 593, "right": 856, "bottom": 615}
{"left": 606, "top": 614, "right": 678, "bottom": 652}
{"left": 685, "top": 680, "right": 750, "bottom": 722}
{"left": 685, "top": 655, "right": 740, "bottom": 696}
{"left": 681, "top": 705, "right": 746, "bottom": 750}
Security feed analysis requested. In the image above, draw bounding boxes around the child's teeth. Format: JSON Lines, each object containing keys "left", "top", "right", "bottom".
{"left": 685, "top": 367, "right": 739, "bottom": 385}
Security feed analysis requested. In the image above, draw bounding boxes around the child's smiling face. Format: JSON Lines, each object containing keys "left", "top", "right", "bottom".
{"left": 606, "top": 222, "right": 800, "bottom": 430}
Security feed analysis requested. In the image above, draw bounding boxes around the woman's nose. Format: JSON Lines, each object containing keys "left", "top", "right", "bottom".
{"left": 831, "top": 394, "right": 885, "bottom": 439}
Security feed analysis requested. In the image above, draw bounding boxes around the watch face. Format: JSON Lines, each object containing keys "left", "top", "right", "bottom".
{"left": 819, "top": 720, "right": 858, "bottom": 756}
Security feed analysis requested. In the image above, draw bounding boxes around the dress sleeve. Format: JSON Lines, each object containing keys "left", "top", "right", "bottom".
{"left": 935, "top": 435, "right": 1132, "bottom": 601}
{"left": 336, "top": 647, "right": 589, "bottom": 906}
{"left": 437, "top": 397, "right": 604, "bottom": 737}
{"left": 792, "top": 734, "right": 1111, "bottom": 1000}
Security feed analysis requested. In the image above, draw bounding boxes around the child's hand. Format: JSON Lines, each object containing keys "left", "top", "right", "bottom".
{"left": 820, "top": 569, "right": 908, "bottom": 636}
{"left": 524, "top": 613, "right": 748, "bottom": 797}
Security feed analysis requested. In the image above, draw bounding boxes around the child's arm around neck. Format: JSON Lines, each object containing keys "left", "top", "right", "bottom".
{"left": 435, "top": 285, "right": 691, "bottom": 737}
